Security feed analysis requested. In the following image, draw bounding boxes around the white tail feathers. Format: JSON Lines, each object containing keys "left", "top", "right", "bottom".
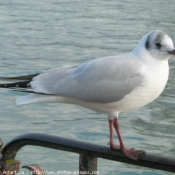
{"left": 15, "top": 94, "right": 67, "bottom": 105}
{"left": 15, "top": 94, "right": 56, "bottom": 105}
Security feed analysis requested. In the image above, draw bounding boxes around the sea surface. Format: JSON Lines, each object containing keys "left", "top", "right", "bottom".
{"left": 0, "top": 1, "right": 175, "bottom": 175}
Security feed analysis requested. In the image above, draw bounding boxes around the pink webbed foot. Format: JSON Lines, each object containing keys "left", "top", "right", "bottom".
{"left": 108, "top": 117, "right": 145, "bottom": 160}
{"left": 121, "top": 147, "right": 146, "bottom": 160}
{"left": 109, "top": 142, "right": 145, "bottom": 160}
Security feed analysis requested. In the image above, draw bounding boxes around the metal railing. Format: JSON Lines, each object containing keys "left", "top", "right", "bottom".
{"left": 1, "top": 133, "right": 175, "bottom": 175}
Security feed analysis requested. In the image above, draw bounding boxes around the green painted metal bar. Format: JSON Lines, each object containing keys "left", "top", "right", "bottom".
{"left": 1, "top": 133, "right": 175, "bottom": 173}
{"left": 0, "top": 138, "right": 3, "bottom": 149}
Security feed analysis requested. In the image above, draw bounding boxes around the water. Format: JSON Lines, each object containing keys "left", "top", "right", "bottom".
{"left": 0, "top": 0, "right": 175, "bottom": 174}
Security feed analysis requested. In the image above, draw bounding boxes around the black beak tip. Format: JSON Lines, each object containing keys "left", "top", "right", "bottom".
{"left": 168, "top": 49, "right": 175, "bottom": 55}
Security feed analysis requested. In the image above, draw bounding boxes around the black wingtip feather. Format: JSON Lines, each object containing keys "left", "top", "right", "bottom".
{"left": 0, "top": 81, "right": 31, "bottom": 89}
{"left": 0, "top": 73, "right": 40, "bottom": 82}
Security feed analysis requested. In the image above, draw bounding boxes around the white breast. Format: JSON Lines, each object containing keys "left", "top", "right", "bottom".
{"left": 109, "top": 58, "right": 169, "bottom": 114}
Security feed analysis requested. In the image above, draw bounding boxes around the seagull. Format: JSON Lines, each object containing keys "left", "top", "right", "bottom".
{"left": 0, "top": 30, "right": 175, "bottom": 160}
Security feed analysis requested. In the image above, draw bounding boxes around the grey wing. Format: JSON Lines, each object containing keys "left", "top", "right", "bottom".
{"left": 30, "top": 56, "right": 144, "bottom": 103}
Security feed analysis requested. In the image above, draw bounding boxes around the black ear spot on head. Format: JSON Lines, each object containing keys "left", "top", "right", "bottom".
{"left": 145, "top": 38, "right": 150, "bottom": 50}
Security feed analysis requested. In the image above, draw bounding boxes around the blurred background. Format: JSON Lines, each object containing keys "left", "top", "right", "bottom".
{"left": 0, "top": 0, "right": 175, "bottom": 174}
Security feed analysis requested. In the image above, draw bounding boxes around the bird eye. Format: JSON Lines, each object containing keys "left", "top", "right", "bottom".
{"left": 155, "top": 42, "right": 161, "bottom": 48}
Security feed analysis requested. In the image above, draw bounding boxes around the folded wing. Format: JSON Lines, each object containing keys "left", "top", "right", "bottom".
{"left": 30, "top": 55, "right": 144, "bottom": 103}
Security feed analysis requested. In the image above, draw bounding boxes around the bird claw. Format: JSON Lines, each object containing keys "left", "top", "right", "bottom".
{"left": 110, "top": 143, "right": 145, "bottom": 160}
{"left": 122, "top": 148, "right": 146, "bottom": 160}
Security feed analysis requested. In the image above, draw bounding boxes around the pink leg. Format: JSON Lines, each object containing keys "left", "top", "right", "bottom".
{"left": 108, "top": 119, "right": 120, "bottom": 149}
{"left": 109, "top": 117, "right": 145, "bottom": 160}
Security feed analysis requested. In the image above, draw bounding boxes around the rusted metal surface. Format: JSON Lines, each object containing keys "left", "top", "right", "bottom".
{"left": 0, "top": 159, "right": 21, "bottom": 175}
{"left": 0, "top": 162, "right": 3, "bottom": 175}
{"left": 4, "top": 159, "right": 21, "bottom": 175}
{"left": 23, "top": 164, "right": 45, "bottom": 175}
{"left": 79, "top": 153, "right": 97, "bottom": 175}
{"left": 0, "top": 138, "right": 21, "bottom": 175}
{"left": 1, "top": 133, "right": 175, "bottom": 173}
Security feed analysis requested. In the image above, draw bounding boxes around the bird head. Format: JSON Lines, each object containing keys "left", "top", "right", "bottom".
{"left": 134, "top": 30, "right": 175, "bottom": 60}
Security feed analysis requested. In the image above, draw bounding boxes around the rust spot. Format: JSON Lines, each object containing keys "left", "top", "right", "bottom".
{"left": 22, "top": 164, "right": 45, "bottom": 175}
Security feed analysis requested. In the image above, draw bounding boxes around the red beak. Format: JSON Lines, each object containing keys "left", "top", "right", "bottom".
{"left": 168, "top": 49, "right": 175, "bottom": 55}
